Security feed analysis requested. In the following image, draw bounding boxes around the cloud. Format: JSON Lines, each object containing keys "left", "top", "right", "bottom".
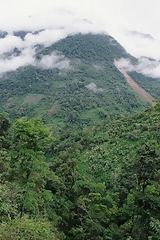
{"left": 0, "top": 48, "right": 35, "bottom": 75}
{"left": 0, "top": 35, "right": 23, "bottom": 54}
{"left": 0, "top": 17, "right": 103, "bottom": 75}
{"left": 128, "top": 31, "right": 154, "bottom": 40}
{"left": 0, "top": 0, "right": 159, "bottom": 61}
{"left": 23, "top": 21, "right": 102, "bottom": 48}
{"left": 24, "top": 29, "right": 66, "bottom": 47}
{"left": 0, "top": 27, "right": 73, "bottom": 75}
{"left": 116, "top": 31, "right": 160, "bottom": 59}
{"left": 37, "top": 52, "right": 70, "bottom": 70}
{"left": 86, "top": 82, "right": 103, "bottom": 93}
{"left": 0, "top": 49, "right": 71, "bottom": 75}
{"left": 116, "top": 57, "right": 160, "bottom": 78}
{"left": 0, "top": 0, "right": 160, "bottom": 76}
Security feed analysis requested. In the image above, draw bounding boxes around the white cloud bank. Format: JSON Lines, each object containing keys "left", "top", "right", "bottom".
{"left": 0, "top": 48, "right": 70, "bottom": 75}
{"left": 0, "top": 0, "right": 160, "bottom": 58}
{"left": 0, "top": 35, "right": 23, "bottom": 54}
{"left": 0, "top": 17, "right": 103, "bottom": 75}
{"left": 0, "top": 48, "right": 35, "bottom": 75}
{"left": 116, "top": 58, "right": 160, "bottom": 79}
{"left": 0, "top": 0, "right": 160, "bottom": 76}
{"left": 0, "top": 29, "right": 73, "bottom": 75}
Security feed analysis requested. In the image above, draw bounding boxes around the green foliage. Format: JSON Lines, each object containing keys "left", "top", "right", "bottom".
{"left": 150, "top": 218, "right": 160, "bottom": 240}
{"left": 50, "top": 103, "right": 160, "bottom": 239}
{"left": 0, "top": 113, "right": 10, "bottom": 136}
{"left": 0, "top": 101, "right": 160, "bottom": 239}
{"left": 0, "top": 182, "right": 20, "bottom": 222}
{"left": 0, "top": 216, "right": 58, "bottom": 240}
{"left": 42, "top": 33, "right": 130, "bottom": 61}
{"left": 8, "top": 119, "right": 55, "bottom": 217}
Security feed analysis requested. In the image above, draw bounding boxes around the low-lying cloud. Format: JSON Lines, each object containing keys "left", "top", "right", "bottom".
{"left": 86, "top": 82, "right": 103, "bottom": 93}
{"left": 0, "top": 35, "right": 24, "bottom": 54}
{"left": 0, "top": 19, "right": 102, "bottom": 75}
{"left": 0, "top": 46, "right": 70, "bottom": 75}
{"left": 38, "top": 53, "right": 70, "bottom": 70}
{"left": 116, "top": 58, "right": 160, "bottom": 78}
{"left": 0, "top": 48, "right": 35, "bottom": 75}
{"left": 24, "top": 29, "right": 66, "bottom": 48}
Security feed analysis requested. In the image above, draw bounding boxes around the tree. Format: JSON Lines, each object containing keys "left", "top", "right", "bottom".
{"left": 8, "top": 118, "right": 55, "bottom": 217}
{"left": 129, "top": 141, "right": 160, "bottom": 240}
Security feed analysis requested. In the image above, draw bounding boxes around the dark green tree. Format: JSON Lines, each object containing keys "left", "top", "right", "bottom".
{"left": 128, "top": 141, "right": 160, "bottom": 240}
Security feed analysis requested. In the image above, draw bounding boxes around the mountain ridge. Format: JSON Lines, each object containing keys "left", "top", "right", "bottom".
{"left": 0, "top": 33, "right": 159, "bottom": 130}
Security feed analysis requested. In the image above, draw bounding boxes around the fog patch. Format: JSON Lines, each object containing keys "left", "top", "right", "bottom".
{"left": 24, "top": 29, "right": 66, "bottom": 48}
{"left": 0, "top": 48, "right": 70, "bottom": 75}
{"left": 37, "top": 52, "right": 70, "bottom": 70}
{"left": 0, "top": 48, "right": 35, "bottom": 75}
{"left": 93, "top": 64, "right": 103, "bottom": 71}
{"left": 0, "top": 35, "right": 23, "bottom": 54}
{"left": 128, "top": 31, "right": 155, "bottom": 40}
{"left": 86, "top": 82, "right": 103, "bottom": 93}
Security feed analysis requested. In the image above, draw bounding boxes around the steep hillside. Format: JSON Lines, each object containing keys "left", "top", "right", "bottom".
{"left": 115, "top": 61, "right": 156, "bottom": 106}
{"left": 54, "top": 103, "right": 160, "bottom": 181}
{"left": 129, "top": 71, "right": 160, "bottom": 98}
{"left": 0, "top": 34, "right": 155, "bottom": 129}
{"left": 0, "top": 103, "right": 159, "bottom": 239}
{"left": 50, "top": 103, "right": 160, "bottom": 239}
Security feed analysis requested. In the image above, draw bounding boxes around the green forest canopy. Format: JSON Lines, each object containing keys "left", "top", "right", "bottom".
{"left": 0, "top": 103, "right": 160, "bottom": 239}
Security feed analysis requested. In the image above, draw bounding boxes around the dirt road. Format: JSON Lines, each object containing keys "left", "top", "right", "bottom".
{"left": 115, "top": 60, "right": 156, "bottom": 106}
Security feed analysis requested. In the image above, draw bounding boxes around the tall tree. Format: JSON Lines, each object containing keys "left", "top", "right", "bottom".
{"left": 9, "top": 118, "right": 54, "bottom": 217}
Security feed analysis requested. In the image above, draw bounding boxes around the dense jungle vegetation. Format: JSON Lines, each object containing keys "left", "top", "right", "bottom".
{"left": 0, "top": 103, "right": 160, "bottom": 240}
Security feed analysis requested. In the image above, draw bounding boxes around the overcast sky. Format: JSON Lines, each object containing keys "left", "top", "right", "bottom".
{"left": 0, "top": 0, "right": 160, "bottom": 58}
{"left": 0, "top": 0, "right": 160, "bottom": 77}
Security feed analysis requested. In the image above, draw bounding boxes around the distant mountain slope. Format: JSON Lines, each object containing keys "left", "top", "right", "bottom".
{"left": 0, "top": 33, "right": 154, "bottom": 129}
{"left": 115, "top": 61, "right": 156, "bottom": 106}
{"left": 129, "top": 71, "right": 160, "bottom": 99}
{"left": 41, "top": 34, "right": 129, "bottom": 61}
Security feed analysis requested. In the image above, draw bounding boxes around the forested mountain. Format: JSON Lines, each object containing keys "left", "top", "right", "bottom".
{"left": 1, "top": 33, "right": 159, "bottom": 129}
{"left": 0, "top": 32, "right": 160, "bottom": 239}
{"left": 0, "top": 103, "right": 159, "bottom": 239}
